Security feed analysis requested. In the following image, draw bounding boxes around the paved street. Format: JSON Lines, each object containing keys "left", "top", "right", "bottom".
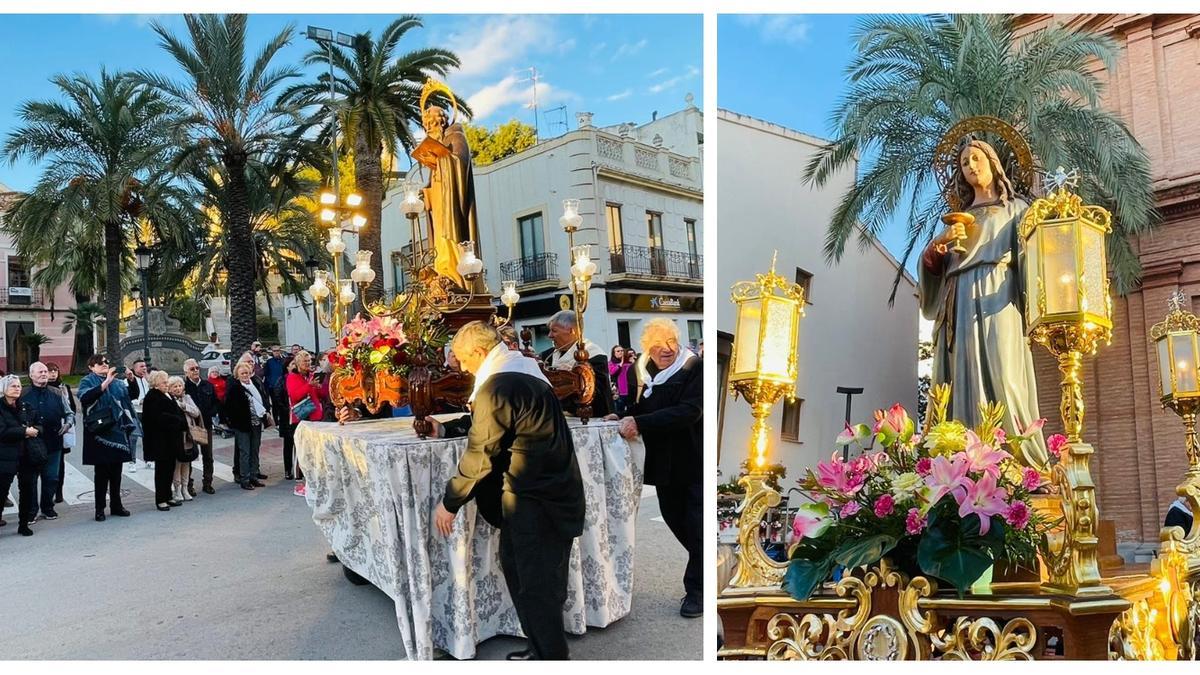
{"left": 0, "top": 430, "right": 701, "bottom": 660}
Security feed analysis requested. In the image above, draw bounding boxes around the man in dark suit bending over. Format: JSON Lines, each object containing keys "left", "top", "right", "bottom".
{"left": 431, "top": 321, "right": 585, "bottom": 660}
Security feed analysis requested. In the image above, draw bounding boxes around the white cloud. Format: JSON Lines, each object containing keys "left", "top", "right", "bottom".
{"left": 646, "top": 64, "right": 700, "bottom": 95}
{"left": 446, "top": 16, "right": 557, "bottom": 79}
{"left": 589, "top": 41, "right": 608, "bottom": 58}
{"left": 736, "top": 15, "right": 811, "bottom": 45}
{"left": 611, "top": 38, "right": 648, "bottom": 62}
{"left": 646, "top": 67, "right": 668, "bottom": 79}
{"left": 466, "top": 74, "right": 574, "bottom": 122}
{"left": 607, "top": 89, "right": 633, "bottom": 102}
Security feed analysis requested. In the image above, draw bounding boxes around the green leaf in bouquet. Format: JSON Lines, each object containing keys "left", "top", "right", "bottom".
{"left": 833, "top": 533, "right": 898, "bottom": 570}
{"left": 783, "top": 555, "right": 835, "bottom": 601}
{"left": 916, "top": 515, "right": 996, "bottom": 597}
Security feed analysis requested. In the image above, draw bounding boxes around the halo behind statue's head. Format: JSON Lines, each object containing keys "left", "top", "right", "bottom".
{"left": 933, "top": 116, "right": 1034, "bottom": 211}
{"left": 420, "top": 78, "right": 459, "bottom": 128}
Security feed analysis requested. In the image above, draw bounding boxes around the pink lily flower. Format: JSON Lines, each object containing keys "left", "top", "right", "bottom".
{"left": 924, "top": 455, "right": 972, "bottom": 505}
{"left": 815, "top": 455, "right": 866, "bottom": 496}
{"left": 962, "top": 431, "right": 1012, "bottom": 477}
{"left": 1016, "top": 418, "right": 1046, "bottom": 437}
{"left": 955, "top": 472, "right": 1010, "bottom": 535}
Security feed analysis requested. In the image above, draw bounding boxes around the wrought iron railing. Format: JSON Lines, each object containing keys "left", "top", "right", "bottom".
{"left": 0, "top": 287, "right": 44, "bottom": 307}
{"left": 609, "top": 245, "right": 703, "bottom": 280}
{"left": 499, "top": 252, "right": 559, "bottom": 286}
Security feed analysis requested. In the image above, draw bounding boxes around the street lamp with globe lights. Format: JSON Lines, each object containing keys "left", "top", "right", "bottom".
{"left": 134, "top": 244, "right": 152, "bottom": 367}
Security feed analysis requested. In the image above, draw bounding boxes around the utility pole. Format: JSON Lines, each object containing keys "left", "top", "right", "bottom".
{"left": 516, "top": 66, "right": 540, "bottom": 141}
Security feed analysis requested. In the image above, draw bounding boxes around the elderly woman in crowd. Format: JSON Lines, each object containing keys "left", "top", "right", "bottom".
{"left": 607, "top": 318, "right": 703, "bottom": 618}
{"left": 0, "top": 374, "right": 42, "bottom": 536}
{"left": 142, "top": 370, "right": 188, "bottom": 511}
{"left": 168, "top": 376, "right": 201, "bottom": 503}
{"left": 285, "top": 351, "right": 324, "bottom": 484}
{"left": 78, "top": 355, "right": 135, "bottom": 521}
{"left": 225, "top": 361, "right": 270, "bottom": 491}
{"left": 228, "top": 352, "right": 270, "bottom": 484}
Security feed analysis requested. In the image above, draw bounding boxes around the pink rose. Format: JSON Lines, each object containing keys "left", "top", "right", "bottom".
{"left": 873, "top": 494, "right": 895, "bottom": 518}
{"left": 1021, "top": 467, "right": 1042, "bottom": 492}
{"left": 1004, "top": 501, "right": 1031, "bottom": 530}
{"left": 915, "top": 457, "right": 933, "bottom": 476}
{"left": 905, "top": 508, "right": 926, "bottom": 535}
{"left": 839, "top": 502, "right": 862, "bottom": 518}
{"left": 1047, "top": 433, "right": 1068, "bottom": 459}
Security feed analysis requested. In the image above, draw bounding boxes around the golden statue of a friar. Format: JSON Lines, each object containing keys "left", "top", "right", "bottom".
{"left": 919, "top": 117, "right": 1048, "bottom": 468}
{"left": 414, "top": 79, "right": 481, "bottom": 292}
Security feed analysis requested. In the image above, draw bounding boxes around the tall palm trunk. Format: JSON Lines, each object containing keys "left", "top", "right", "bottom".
{"left": 354, "top": 134, "right": 385, "bottom": 303}
{"left": 224, "top": 155, "right": 259, "bottom": 357}
{"left": 103, "top": 218, "right": 123, "bottom": 360}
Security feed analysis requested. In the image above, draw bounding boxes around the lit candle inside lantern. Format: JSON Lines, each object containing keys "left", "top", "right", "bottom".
{"left": 1172, "top": 333, "right": 1198, "bottom": 392}
{"left": 501, "top": 280, "right": 520, "bottom": 307}
{"left": 455, "top": 241, "right": 483, "bottom": 277}
{"left": 559, "top": 199, "right": 583, "bottom": 231}
{"left": 400, "top": 179, "right": 423, "bottom": 216}
{"left": 326, "top": 230, "right": 345, "bottom": 255}
{"left": 338, "top": 280, "right": 356, "bottom": 304}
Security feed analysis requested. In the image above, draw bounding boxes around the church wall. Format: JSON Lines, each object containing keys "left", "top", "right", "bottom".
{"left": 1017, "top": 14, "right": 1200, "bottom": 559}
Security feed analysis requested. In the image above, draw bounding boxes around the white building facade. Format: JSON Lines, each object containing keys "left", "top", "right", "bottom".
{"left": 716, "top": 110, "right": 919, "bottom": 482}
{"left": 375, "top": 102, "right": 704, "bottom": 356}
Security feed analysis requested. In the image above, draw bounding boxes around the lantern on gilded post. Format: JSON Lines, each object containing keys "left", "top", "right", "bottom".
{"left": 1151, "top": 291, "right": 1200, "bottom": 550}
{"left": 1019, "top": 166, "right": 1113, "bottom": 597}
{"left": 727, "top": 251, "right": 805, "bottom": 588}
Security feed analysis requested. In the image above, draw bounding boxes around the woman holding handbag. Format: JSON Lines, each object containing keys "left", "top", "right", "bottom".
{"left": 0, "top": 375, "right": 43, "bottom": 537}
{"left": 168, "top": 377, "right": 202, "bottom": 503}
{"left": 78, "top": 355, "right": 134, "bottom": 521}
{"left": 285, "top": 351, "right": 324, "bottom": 490}
{"left": 225, "top": 361, "right": 270, "bottom": 491}
{"left": 142, "top": 371, "right": 188, "bottom": 511}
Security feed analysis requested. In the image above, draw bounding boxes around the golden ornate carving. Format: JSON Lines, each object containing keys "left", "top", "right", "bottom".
{"left": 1041, "top": 441, "right": 1110, "bottom": 597}
{"left": 1018, "top": 185, "right": 1113, "bottom": 240}
{"left": 764, "top": 561, "right": 1039, "bottom": 661}
{"left": 730, "top": 471, "right": 788, "bottom": 588}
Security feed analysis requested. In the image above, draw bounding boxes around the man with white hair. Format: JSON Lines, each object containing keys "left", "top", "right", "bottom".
{"left": 184, "top": 358, "right": 218, "bottom": 495}
{"left": 539, "top": 309, "right": 614, "bottom": 417}
{"left": 20, "top": 361, "right": 69, "bottom": 520}
{"left": 432, "top": 321, "right": 584, "bottom": 660}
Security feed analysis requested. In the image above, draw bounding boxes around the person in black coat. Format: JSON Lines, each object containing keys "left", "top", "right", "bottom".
{"left": 539, "top": 310, "right": 613, "bottom": 418}
{"left": 47, "top": 363, "right": 76, "bottom": 505}
{"left": 21, "top": 362, "right": 68, "bottom": 520}
{"left": 433, "top": 322, "right": 584, "bottom": 661}
{"left": 184, "top": 359, "right": 218, "bottom": 495}
{"left": 141, "top": 371, "right": 188, "bottom": 510}
{"left": 227, "top": 354, "right": 271, "bottom": 484}
{"left": 0, "top": 375, "right": 42, "bottom": 536}
{"left": 224, "top": 361, "right": 270, "bottom": 491}
{"left": 610, "top": 318, "right": 703, "bottom": 619}
{"left": 78, "top": 355, "right": 135, "bottom": 520}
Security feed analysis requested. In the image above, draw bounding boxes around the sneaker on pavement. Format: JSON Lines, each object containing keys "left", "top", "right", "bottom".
{"left": 293, "top": 483, "right": 307, "bottom": 497}
{"left": 680, "top": 596, "right": 703, "bottom": 618}
{"left": 41, "top": 510, "right": 58, "bottom": 520}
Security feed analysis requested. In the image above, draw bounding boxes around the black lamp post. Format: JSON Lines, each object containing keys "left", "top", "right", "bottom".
{"left": 134, "top": 244, "right": 152, "bottom": 367}
{"left": 836, "top": 385, "right": 864, "bottom": 461}
{"left": 305, "top": 256, "right": 321, "bottom": 354}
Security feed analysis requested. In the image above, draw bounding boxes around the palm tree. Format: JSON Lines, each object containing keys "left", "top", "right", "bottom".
{"left": 137, "top": 14, "right": 308, "bottom": 356}
{"left": 804, "top": 14, "right": 1157, "bottom": 297}
{"left": 156, "top": 160, "right": 325, "bottom": 319}
{"left": 62, "top": 300, "right": 104, "bottom": 371}
{"left": 3, "top": 69, "right": 184, "bottom": 355}
{"left": 281, "top": 16, "right": 464, "bottom": 303}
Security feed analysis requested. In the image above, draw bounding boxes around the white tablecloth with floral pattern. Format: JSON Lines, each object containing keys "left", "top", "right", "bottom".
{"left": 295, "top": 415, "right": 646, "bottom": 660}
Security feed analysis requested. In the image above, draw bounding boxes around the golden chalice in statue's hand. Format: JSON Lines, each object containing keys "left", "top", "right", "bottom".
{"left": 941, "top": 211, "right": 975, "bottom": 254}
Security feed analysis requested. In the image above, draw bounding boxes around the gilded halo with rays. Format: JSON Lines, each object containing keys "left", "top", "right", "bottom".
{"left": 419, "top": 78, "right": 460, "bottom": 126}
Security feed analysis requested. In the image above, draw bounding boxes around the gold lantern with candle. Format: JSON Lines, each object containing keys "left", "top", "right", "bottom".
{"left": 1019, "top": 167, "right": 1114, "bottom": 597}
{"left": 1151, "top": 291, "right": 1200, "bottom": 553}
{"left": 727, "top": 252, "right": 805, "bottom": 588}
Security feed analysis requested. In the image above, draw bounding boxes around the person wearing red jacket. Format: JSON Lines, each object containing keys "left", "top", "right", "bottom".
{"left": 285, "top": 351, "right": 324, "bottom": 486}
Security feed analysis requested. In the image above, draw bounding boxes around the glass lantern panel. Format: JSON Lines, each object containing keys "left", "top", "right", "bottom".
{"left": 1158, "top": 337, "right": 1173, "bottom": 397}
{"left": 759, "top": 296, "right": 797, "bottom": 381}
{"left": 1080, "top": 225, "right": 1106, "bottom": 317}
{"left": 733, "top": 299, "right": 762, "bottom": 375}
{"left": 1025, "top": 229, "right": 1042, "bottom": 326}
{"left": 1042, "top": 223, "right": 1078, "bottom": 316}
{"left": 1172, "top": 333, "right": 1198, "bottom": 393}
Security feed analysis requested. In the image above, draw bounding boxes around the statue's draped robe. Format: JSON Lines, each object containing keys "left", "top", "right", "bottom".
{"left": 919, "top": 198, "right": 1048, "bottom": 468}
{"left": 427, "top": 122, "right": 480, "bottom": 290}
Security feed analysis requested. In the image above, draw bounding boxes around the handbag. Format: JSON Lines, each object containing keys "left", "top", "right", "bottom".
{"left": 290, "top": 395, "right": 316, "bottom": 422}
{"left": 178, "top": 433, "right": 200, "bottom": 462}
{"left": 187, "top": 417, "right": 208, "bottom": 446}
{"left": 84, "top": 401, "right": 115, "bottom": 435}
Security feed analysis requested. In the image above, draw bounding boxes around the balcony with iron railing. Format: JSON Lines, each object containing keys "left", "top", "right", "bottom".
{"left": 499, "top": 252, "right": 559, "bottom": 288}
{"left": 0, "top": 287, "right": 44, "bottom": 307}
{"left": 609, "top": 245, "right": 703, "bottom": 283}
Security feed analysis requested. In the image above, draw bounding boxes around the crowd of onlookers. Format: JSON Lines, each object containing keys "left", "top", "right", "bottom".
{"left": 1, "top": 340, "right": 335, "bottom": 538}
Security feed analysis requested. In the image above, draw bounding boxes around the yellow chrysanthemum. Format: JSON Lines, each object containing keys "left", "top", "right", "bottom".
{"left": 924, "top": 420, "right": 968, "bottom": 457}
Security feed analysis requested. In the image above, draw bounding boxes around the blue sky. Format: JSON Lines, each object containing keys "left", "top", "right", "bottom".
{"left": 718, "top": 14, "right": 915, "bottom": 272}
{"left": 0, "top": 13, "right": 702, "bottom": 192}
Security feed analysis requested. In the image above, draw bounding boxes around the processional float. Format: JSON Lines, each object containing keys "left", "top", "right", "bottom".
{"left": 307, "top": 79, "right": 595, "bottom": 437}
{"left": 718, "top": 116, "right": 1200, "bottom": 660}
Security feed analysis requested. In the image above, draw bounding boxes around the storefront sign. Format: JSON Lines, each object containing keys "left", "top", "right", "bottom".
{"left": 606, "top": 292, "right": 702, "bottom": 313}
